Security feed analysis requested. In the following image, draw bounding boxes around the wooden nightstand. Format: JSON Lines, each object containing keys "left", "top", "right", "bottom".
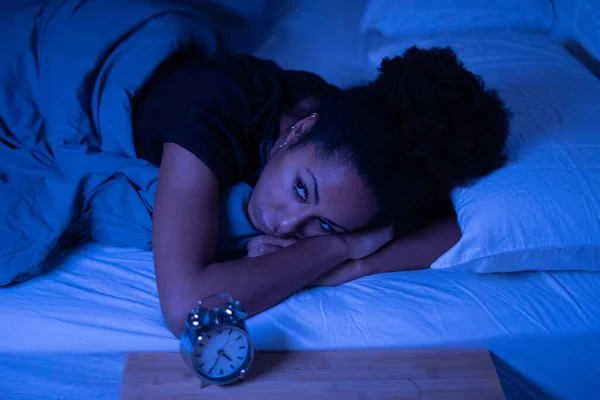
{"left": 121, "top": 349, "right": 505, "bottom": 399}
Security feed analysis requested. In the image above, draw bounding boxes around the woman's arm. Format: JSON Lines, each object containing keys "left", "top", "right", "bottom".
{"left": 309, "top": 216, "right": 461, "bottom": 286}
{"left": 361, "top": 216, "right": 461, "bottom": 274}
{"left": 153, "top": 143, "right": 353, "bottom": 337}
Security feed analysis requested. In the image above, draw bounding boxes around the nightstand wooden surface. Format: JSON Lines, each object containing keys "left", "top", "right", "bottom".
{"left": 121, "top": 349, "right": 505, "bottom": 399}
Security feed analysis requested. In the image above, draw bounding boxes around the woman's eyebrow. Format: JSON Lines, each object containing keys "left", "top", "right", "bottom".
{"left": 306, "top": 167, "right": 348, "bottom": 231}
{"left": 306, "top": 167, "right": 319, "bottom": 204}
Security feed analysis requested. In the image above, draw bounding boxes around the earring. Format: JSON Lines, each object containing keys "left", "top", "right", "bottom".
{"left": 311, "top": 113, "right": 317, "bottom": 118}
{"left": 278, "top": 124, "right": 295, "bottom": 150}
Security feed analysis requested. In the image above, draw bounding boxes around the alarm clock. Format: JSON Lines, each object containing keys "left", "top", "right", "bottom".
{"left": 180, "top": 293, "right": 254, "bottom": 387}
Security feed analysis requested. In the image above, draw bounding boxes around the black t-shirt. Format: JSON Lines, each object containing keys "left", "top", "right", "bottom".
{"left": 132, "top": 53, "right": 336, "bottom": 185}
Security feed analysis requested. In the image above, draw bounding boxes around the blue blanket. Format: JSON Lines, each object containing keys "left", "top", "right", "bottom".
{"left": 0, "top": 0, "right": 259, "bottom": 285}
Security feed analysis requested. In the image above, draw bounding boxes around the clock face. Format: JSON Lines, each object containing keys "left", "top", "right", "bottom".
{"left": 192, "top": 326, "right": 252, "bottom": 383}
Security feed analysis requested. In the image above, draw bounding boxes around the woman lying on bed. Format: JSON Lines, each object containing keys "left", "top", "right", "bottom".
{"left": 133, "top": 46, "right": 511, "bottom": 337}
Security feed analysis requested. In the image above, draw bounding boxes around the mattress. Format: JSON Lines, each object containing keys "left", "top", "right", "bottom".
{"left": 1, "top": 244, "right": 600, "bottom": 399}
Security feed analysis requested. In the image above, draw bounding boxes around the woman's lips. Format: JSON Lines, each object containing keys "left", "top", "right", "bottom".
{"left": 253, "top": 208, "right": 274, "bottom": 236}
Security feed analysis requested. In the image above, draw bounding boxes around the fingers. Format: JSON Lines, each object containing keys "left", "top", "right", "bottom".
{"left": 246, "top": 243, "right": 280, "bottom": 258}
{"left": 246, "top": 235, "right": 299, "bottom": 258}
{"left": 246, "top": 235, "right": 297, "bottom": 250}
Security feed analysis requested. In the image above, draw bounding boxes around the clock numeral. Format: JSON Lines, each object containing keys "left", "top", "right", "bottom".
{"left": 239, "top": 346, "right": 247, "bottom": 349}
{"left": 196, "top": 362, "right": 205, "bottom": 369}
{"left": 228, "top": 329, "right": 233, "bottom": 335}
{"left": 206, "top": 334, "right": 211, "bottom": 339}
{"left": 237, "top": 356, "right": 243, "bottom": 360}
{"left": 230, "top": 364, "right": 235, "bottom": 369}
{"left": 219, "top": 368, "right": 224, "bottom": 375}
{"left": 235, "top": 336, "right": 242, "bottom": 341}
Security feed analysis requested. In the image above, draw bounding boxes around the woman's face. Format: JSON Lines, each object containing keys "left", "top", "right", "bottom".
{"left": 247, "top": 119, "right": 379, "bottom": 239}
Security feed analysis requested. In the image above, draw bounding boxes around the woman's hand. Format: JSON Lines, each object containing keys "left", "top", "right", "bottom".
{"left": 246, "top": 224, "right": 395, "bottom": 286}
{"left": 308, "top": 224, "right": 397, "bottom": 287}
{"left": 340, "top": 223, "right": 395, "bottom": 260}
{"left": 246, "top": 235, "right": 298, "bottom": 258}
{"left": 246, "top": 235, "right": 371, "bottom": 287}
{"left": 247, "top": 223, "right": 395, "bottom": 261}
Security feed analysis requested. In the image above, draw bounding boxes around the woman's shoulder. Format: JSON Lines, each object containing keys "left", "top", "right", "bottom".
{"left": 203, "top": 53, "right": 339, "bottom": 106}
{"left": 154, "top": 51, "right": 281, "bottom": 81}
{"left": 140, "top": 49, "right": 336, "bottom": 105}
{"left": 206, "top": 53, "right": 336, "bottom": 92}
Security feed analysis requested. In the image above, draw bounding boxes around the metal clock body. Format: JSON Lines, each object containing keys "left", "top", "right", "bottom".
{"left": 180, "top": 294, "right": 254, "bottom": 387}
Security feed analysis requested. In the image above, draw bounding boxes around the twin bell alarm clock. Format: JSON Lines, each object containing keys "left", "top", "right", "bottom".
{"left": 179, "top": 293, "right": 254, "bottom": 388}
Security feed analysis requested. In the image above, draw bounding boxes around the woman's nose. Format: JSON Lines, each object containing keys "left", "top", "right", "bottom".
{"left": 277, "top": 208, "right": 310, "bottom": 237}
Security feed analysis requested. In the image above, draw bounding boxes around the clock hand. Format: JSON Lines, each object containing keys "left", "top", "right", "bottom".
{"left": 208, "top": 354, "right": 221, "bottom": 374}
{"left": 222, "top": 329, "right": 233, "bottom": 348}
{"left": 220, "top": 351, "right": 233, "bottom": 362}
{"left": 215, "top": 331, "right": 233, "bottom": 363}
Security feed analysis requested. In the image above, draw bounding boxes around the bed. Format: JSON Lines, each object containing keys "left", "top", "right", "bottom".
{"left": 2, "top": 245, "right": 600, "bottom": 399}
{"left": 2, "top": 1, "right": 600, "bottom": 399}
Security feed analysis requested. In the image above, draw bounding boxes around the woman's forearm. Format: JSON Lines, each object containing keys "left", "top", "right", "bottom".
{"left": 158, "top": 234, "right": 350, "bottom": 337}
{"left": 359, "top": 216, "right": 462, "bottom": 274}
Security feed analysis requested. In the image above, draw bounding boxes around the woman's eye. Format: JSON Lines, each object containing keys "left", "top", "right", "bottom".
{"left": 294, "top": 179, "right": 307, "bottom": 201}
{"left": 319, "top": 219, "right": 334, "bottom": 234}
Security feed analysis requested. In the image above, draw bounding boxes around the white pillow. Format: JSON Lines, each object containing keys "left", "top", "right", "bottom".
{"left": 361, "top": 0, "right": 555, "bottom": 38}
{"left": 368, "top": 32, "right": 600, "bottom": 273}
{"left": 551, "top": 0, "right": 600, "bottom": 61}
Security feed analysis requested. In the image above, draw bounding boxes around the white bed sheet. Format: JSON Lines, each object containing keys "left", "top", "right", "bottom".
{"left": 1, "top": 244, "right": 600, "bottom": 399}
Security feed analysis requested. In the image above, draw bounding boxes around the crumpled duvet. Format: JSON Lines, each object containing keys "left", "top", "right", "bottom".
{"left": 0, "top": 0, "right": 259, "bottom": 285}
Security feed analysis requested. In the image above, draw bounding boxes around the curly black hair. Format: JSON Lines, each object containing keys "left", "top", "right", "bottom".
{"left": 296, "top": 46, "right": 511, "bottom": 231}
